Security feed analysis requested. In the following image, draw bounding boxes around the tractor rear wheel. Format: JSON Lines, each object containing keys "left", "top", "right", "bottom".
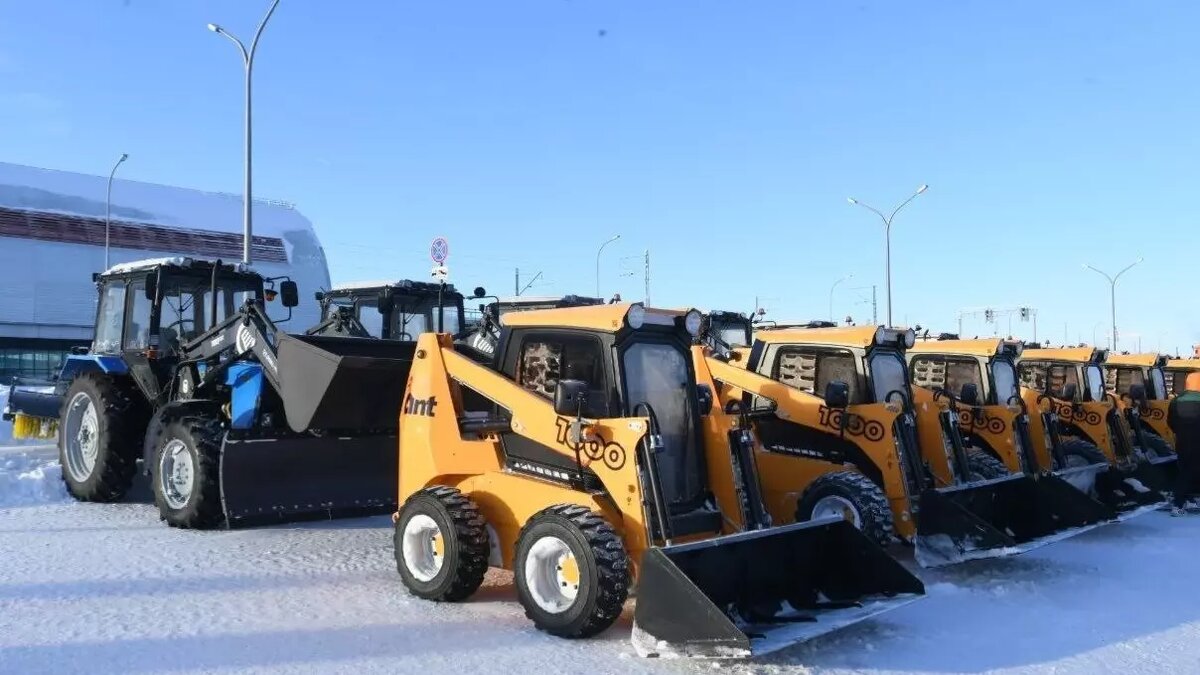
{"left": 395, "top": 486, "right": 490, "bottom": 602}
{"left": 795, "top": 471, "right": 894, "bottom": 547}
{"left": 58, "top": 373, "right": 145, "bottom": 502}
{"left": 966, "top": 450, "right": 1010, "bottom": 480}
{"left": 151, "top": 416, "right": 225, "bottom": 529}
{"left": 514, "top": 505, "right": 629, "bottom": 639}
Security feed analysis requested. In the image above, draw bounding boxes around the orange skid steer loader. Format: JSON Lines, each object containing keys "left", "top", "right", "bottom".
{"left": 906, "top": 337, "right": 1117, "bottom": 520}
{"left": 697, "top": 318, "right": 1110, "bottom": 567}
{"left": 1019, "top": 347, "right": 1167, "bottom": 512}
{"left": 392, "top": 304, "right": 923, "bottom": 658}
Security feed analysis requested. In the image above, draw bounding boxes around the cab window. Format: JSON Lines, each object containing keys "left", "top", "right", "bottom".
{"left": 517, "top": 335, "right": 609, "bottom": 417}
{"left": 1109, "top": 367, "right": 1145, "bottom": 397}
{"left": 1019, "top": 363, "right": 1082, "bottom": 400}
{"left": 124, "top": 279, "right": 153, "bottom": 350}
{"left": 910, "top": 356, "right": 983, "bottom": 399}
{"left": 356, "top": 298, "right": 384, "bottom": 338}
{"left": 774, "top": 348, "right": 861, "bottom": 403}
{"left": 93, "top": 282, "right": 127, "bottom": 354}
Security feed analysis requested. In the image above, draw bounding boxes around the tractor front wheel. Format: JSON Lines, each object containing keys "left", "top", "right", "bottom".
{"left": 151, "top": 416, "right": 224, "bottom": 529}
{"left": 58, "top": 373, "right": 144, "bottom": 502}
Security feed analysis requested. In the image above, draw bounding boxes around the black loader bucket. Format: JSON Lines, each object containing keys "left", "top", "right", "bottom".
{"left": 631, "top": 518, "right": 924, "bottom": 659}
{"left": 275, "top": 334, "right": 415, "bottom": 432}
{"left": 914, "top": 472, "right": 1113, "bottom": 568}
{"left": 1092, "top": 463, "right": 1167, "bottom": 519}
{"left": 219, "top": 433, "right": 397, "bottom": 527}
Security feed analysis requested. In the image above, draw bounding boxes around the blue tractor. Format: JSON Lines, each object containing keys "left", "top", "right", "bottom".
{"left": 4, "top": 257, "right": 414, "bottom": 528}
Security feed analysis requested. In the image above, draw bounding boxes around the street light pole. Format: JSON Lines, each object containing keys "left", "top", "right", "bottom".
{"left": 1084, "top": 257, "right": 1143, "bottom": 352}
{"left": 104, "top": 153, "right": 128, "bottom": 270}
{"left": 208, "top": 0, "right": 282, "bottom": 265}
{"left": 847, "top": 184, "right": 928, "bottom": 326}
{"left": 595, "top": 234, "right": 621, "bottom": 298}
{"left": 829, "top": 274, "right": 853, "bottom": 321}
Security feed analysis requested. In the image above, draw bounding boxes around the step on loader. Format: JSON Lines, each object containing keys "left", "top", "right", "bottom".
{"left": 696, "top": 317, "right": 1111, "bottom": 568}
{"left": 1020, "top": 347, "right": 1168, "bottom": 513}
{"left": 3, "top": 257, "right": 417, "bottom": 528}
{"left": 392, "top": 303, "right": 923, "bottom": 658}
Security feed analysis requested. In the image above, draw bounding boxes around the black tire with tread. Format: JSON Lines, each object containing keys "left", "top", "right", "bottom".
{"left": 795, "top": 471, "right": 895, "bottom": 546}
{"left": 150, "top": 415, "right": 225, "bottom": 529}
{"left": 57, "top": 372, "right": 147, "bottom": 502}
{"left": 394, "top": 486, "right": 490, "bottom": 602}
{"left": 514, "top": 504, "right": 629, "bottom": 639}
{"left": 1139, "top": 431, "right": 1175, "bottom": 459}
{"left": 1058, "top": 438, "right": 1109, "bottom": 468}
{"left": 966, "top": 450, "right": 1011, "bottom": 480}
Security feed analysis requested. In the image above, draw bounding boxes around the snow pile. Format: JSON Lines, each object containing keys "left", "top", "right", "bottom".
{"left": 0, "top": 445, "right": 67, "bottom": 507}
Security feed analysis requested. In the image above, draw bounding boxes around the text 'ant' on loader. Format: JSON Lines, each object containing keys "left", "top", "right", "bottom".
{"left": 391, "top": 303, "right": 924, "bottom": 658}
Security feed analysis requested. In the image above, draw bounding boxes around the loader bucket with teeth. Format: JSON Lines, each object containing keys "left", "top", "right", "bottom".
{"left": 631, "top": 518, "right": 924, "bottom": 658}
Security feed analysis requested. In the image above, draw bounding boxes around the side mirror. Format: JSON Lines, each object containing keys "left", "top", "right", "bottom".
{"left": 553, "top": 379, "right": 589, "bottom": 416}
{"left": 1062, "top": 382, "right": 1079, "bottom": 401}
{"left": 824, "top": 380, "right": 850, "bottom": 409}
{"left": 1129, "top": 383, "right": 1147, "bottom": 403}
{"left": 143, "top": 273, "right": 157, "bottom": 301}
{"left": 473, "top": 286, "right": 487, "bottom": 299}
{"left": 696, "top": 384, "right": 714, "bottom": 416}
{"left": 314, "top": 291, "right": 326, "bottom": 302}
{"left": 959, "top": 382, "right": 980, "bottom": 406}
{"left": 280, "top": 281, "right": 299, "bottom": 308}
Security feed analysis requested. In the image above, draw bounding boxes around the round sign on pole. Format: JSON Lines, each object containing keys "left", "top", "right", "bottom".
{"left": 430, "top": 237, "right": 449, "bottom": 264}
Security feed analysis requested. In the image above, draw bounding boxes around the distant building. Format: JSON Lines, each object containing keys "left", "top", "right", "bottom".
{"left": 0, "top": 162, "right": 330, "bottom": 381}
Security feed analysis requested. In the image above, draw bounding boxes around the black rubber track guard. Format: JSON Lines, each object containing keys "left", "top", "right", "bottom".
{"left": 219, "top": 434, "right": 398, "bottom": 527}
{"left": 631, "top": 518, "right": 924, "bottom": 659}
{"left": 914, "top": 472, "right": 1116, "bottom": 568}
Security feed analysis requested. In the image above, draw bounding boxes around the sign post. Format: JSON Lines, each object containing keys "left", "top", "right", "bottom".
{"left": 430, "top": 237, "right": 449, "bottom": 332}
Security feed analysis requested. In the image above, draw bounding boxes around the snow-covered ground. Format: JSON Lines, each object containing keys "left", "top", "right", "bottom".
{"left": 3, "top": 444, "right": 1199, "bottom": 675}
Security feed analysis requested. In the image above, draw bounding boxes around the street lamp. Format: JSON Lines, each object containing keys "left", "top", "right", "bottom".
{"left": 829, "top": 273, "right": 853, "bottom": 321}
{"left": 847, "top": 184, "right": 928, "bottom": 326}
{"left": 208, "top": 0, "right": 282, "bottom": 265}
{"left": 1083, "top": 257, "right": 1143, "bottom": 352}
{"left": 595, "top": 234, "right": 621, "bottom": 297}
{"left": 104, "top": 153, "right": 128, "bottom": 270}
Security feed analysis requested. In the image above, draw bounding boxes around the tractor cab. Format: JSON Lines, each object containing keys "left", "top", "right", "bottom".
{"left": 699, "top": 310, "right": 754, "bottom": 356}
{"left": 312, "top": 280, "right": 465, "bottom": 340}
{"left": 88, "top": 257, "right": 297, "bottom": 402}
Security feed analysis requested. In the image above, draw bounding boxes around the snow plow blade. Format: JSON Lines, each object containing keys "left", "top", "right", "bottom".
{"left": 915, "top": 472, "right": 1112, "bottom": 568}
{"left": 219, "top": 433, "right": 397, "bottom": 528}
{"left": 275, "top": 333, "right": 415, "bottom": 433}
{"left": 631, "top": 518, "right": 924, "bottom": 659}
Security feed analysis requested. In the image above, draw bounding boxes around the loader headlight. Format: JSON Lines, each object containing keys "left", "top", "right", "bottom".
{"left": 874, "top": 326, "right": 887, "bottom": 345}
{"left": 625, "top": 304, "right": 645, "bottom": 330}
{"left": 903, "top": 329, "right": 916, "bottom": 349}
{"left": 684, "top": 309, "right": 702, "bottom": 336}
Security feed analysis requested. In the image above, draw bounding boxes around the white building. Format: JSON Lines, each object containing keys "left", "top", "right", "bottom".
{"left": 0, "top": 162, "right": 330, "bottom": 380}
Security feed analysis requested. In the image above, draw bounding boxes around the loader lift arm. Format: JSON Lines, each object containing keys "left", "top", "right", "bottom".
{"left": 177, "top": 298, "right": 286, "bottom": 395}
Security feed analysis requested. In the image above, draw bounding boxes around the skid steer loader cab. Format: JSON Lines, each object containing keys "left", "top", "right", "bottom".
{"left": 312, "top": 280, "right": 466, "bottom": 339}
{"left": 704, "top": 325, "right": 1111, "bottom": 567}
{"left": 1106, "top": 353, "right": 1175, "bottom": 448}
{"left": 393, "top": 303, "right": 923, "bottom": 658}
{"left": 1165, "top": 358, "right": 1200, "bottom": 397}
{"left": 1020, "top": 347, "right": 1167, "bottom": 512}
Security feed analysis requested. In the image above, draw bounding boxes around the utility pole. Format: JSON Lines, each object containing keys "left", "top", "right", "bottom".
{"left": 643, "top": 249, "right": 650, "bottom": 306}
{"left": 514, "top": 268, "right": 519, "bottom": 296}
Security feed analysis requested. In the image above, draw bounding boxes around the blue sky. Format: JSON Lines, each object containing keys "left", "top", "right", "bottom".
{"left": 2, "top": 1, "right": 1197, "bottom": 352}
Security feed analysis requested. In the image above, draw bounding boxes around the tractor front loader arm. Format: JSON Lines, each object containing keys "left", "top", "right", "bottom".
{"left": 180, "top": 299, "right": 284, "bottom": 393}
